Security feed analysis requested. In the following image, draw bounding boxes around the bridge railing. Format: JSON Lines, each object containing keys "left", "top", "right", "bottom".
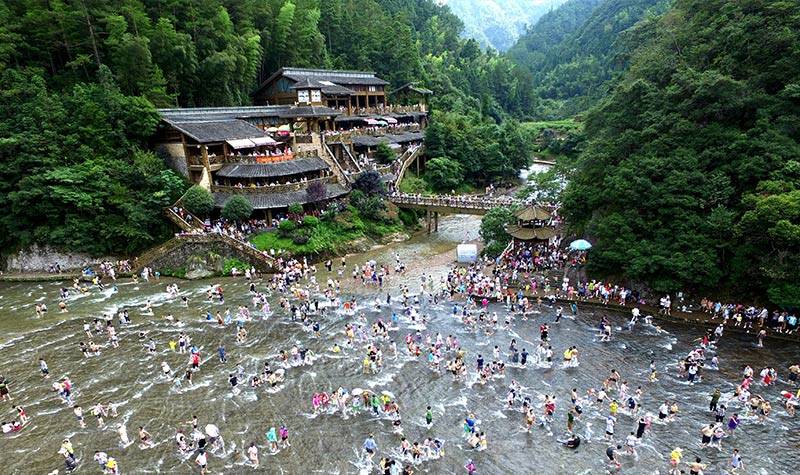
{"left": 389, "top": 193, "right": 519, "bottom": 210}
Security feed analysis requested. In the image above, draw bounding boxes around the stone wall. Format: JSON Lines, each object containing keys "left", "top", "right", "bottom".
{"left": 155, "top": 143, "right": 189, "bottom": 178}
{"left": 144, "top": 237, "right": 272, "bottom": 275}
{"left": 5, "top": 244, "right": 117, "bottom": 273}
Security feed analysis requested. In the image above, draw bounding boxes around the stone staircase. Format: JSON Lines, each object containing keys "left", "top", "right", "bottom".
{"left": 394, "top": 145, "right": 425, "bottom": 189}
{"left": 132, "top": 201, "right": 276, "bottom": 274}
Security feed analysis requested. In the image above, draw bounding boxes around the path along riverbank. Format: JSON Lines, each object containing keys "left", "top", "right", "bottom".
{"left": 505, "top": 288, "right": 800, "bottom": 344}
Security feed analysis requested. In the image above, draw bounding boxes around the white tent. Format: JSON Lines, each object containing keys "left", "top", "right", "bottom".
{"left": 456, "top": 244, "right": 478, "bottom": 263}
{"left": 226, "top": 138, "right": 255, "bottom": 149}
{"left": 251, "top": 136, "right": 277, "bottom": 146}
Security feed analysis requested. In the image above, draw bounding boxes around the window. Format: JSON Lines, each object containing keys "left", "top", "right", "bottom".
{"left": 368, "top": 86, "right": 377, "bottom": 92}
{"left": 297, "top": 90, "right": 309, "bottom": 103}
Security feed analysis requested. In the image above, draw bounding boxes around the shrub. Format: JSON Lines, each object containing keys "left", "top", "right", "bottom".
{"left": 374, "top": 143, "right": 397, "bottom": 164}
{"left": 398, "top": 208, "right": 421, "bottom": 227}
{"left": 288, "top": 202, "right": 303, "bottom": 215}
{"left": 221, "top": 195, "right": 253, "bottom": 222}
{"left": 302, "top": 215, "right": 320, "bottom": 228}
{"left": 291, "top": 228, "right": 310, "bottom": 245}
{"left": 353, "top": 171, "right": 385, "bottom": 196}
{"left": 181, "top": 185, "right": 214, "bottom": 217}
{"left": 223, "top": 258, "right": 249, "bottom": 275}
{"left": 425, "top": 157, "right": 463, "bottom": 191}
{"left": 399, "top": 174, "right": 428, "bottom": 194}
{"left": 305, "top": 180, "right": 327, "bottom": 205}
{"left": 479, "top": 206, "right": 517, "bottom": 257}
{"left": 278, "top": 219, "right": 296, "bottom": 236}
{"left": 350, "top": 190, "right": 386, "bottom": 222}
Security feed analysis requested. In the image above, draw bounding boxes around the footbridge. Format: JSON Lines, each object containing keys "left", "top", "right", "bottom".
{"left": 389, "top": 193, "right": 520, "bottom": 233}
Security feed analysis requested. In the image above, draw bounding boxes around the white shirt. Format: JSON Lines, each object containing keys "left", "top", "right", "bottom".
{"left": 196, "top": 452, "right": 207, "bottom": 466}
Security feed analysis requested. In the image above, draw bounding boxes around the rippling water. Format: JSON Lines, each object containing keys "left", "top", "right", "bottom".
{"left": 1, "top": 215, "right": 798, "bottom": 474}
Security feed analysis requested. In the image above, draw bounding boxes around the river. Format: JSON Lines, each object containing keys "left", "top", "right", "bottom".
{"left": 1, "top": 215, "right": 798, "bottom": 474}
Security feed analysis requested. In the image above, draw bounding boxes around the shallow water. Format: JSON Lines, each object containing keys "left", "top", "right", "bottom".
{"left": 1, "top": 215, "right": 798, "bottom": 474}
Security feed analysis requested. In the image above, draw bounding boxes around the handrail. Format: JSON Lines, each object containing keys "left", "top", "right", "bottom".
{"left": 133, "top": 233, "right": 276, "bottom": 273}
{"left": 394, "top": 145, "right": 424, "bottom": 189}
{"left": 335, "top": 141, "right": 362, "bottom": 173}
{"left": 212, "top": 176, "right": 338, "bottom": 194}
{"left": 389, "top": 193, "right": 520, "bottom": 211}
{"left": 320, "top": 136, "right": 352, "bottom": 186}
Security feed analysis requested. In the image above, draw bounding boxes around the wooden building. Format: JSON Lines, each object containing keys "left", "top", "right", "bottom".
{"left": 153, "top": 106, "right": 347, "bottom": 218}
{"left": 252, "top": 67, "right": 390, "bottom": 113}
{"left": 505, "top": 205, "right": 557, "bottom": 243}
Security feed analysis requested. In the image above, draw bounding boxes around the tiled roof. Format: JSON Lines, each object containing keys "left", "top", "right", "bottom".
{"left": 166, "top": 119, "right": 269, "bottom": 143}
{"left": 214, "top": 184, "right": 349, "bottom": 209}
{"left": 351, "top": 132, "right": 425, "bottom": 147}
{"left": 216, "top": 157, "right": 329, "bottom": 178}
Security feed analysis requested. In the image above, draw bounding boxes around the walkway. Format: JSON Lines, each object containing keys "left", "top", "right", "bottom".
{"left": 389, "top": 193, "right": 520, "bottom": 215}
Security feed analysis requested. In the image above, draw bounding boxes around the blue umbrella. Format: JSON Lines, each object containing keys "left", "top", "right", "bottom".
{"left": 569, "top": 239, "right": 592, "bottom": 251}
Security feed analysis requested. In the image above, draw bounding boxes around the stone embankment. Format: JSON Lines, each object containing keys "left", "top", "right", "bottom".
{"left": 510, "top": 288, "right": 799, "bottom": 343}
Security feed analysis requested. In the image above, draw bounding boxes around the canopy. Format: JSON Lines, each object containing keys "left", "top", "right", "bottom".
{"left": 380, "top": 116, "right": 398, "bottom": 124}
{"left": 226, "top": 138, "right": 256, "bottom": 149}
{"left": 364, "top": 118, "right": 383, "bottom": 126}
{"left": 569, "top": 239, "right": 592, "bottom": 251}
{"left": 277, "top": 124, "right": 292, "bottom": 132}
{"left": 457, "top": 244, "right": 478, "bottom": 263}
{"left": 266, "top": 126, "right": 279, "bottom": 133}
{"left": 516, "top": 205, "right": 551, "bottom": 222}
{"left": 251, "top": 136, "right": 277, "bottom": 146}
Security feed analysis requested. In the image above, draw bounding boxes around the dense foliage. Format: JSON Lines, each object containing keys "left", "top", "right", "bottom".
{"left": 507, "top": 0, "right": 668, "bottom": 119}
{"left": 561, "top": 0, "right": 800, "bottom": 306}
{"left": 0, "top": 0, "right": 542, "bottom": 257}
{"left": 425, "top": 112, "right": 532, "bottom": 186}
{"left": 0, "top": 67, "right": 186, "bottom": 255}
{"left": 479, "top": 206, "right": 517, "bottom": 257}
{"left": 181, "top": 185, "right": 214, "bottom": 217}
{"left": 221, "top": 195, "right": 254, "bottom": 222}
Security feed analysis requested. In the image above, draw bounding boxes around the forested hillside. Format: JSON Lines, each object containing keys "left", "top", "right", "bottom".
{"left": 561, "top": 0, "right": 800, "bottom": 305}
{"left": 507, "top": 0, "right": 668, "bottom": 119}
{"left": 0, "top": 0, "right": 536, "bottom": 256}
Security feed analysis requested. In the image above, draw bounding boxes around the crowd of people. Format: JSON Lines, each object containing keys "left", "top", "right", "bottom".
{"left": 4, "top": 208, "right": 800, "bottom": 474}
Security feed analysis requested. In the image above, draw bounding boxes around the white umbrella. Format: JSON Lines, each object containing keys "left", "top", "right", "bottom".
{"left": 569, "top": 239, "right": 592, "bottom": 251}
{"left": 381, "top": 390, "right": 395, "bottom": 399}
{"left": 351, "top": 388, "right": 364, "bottom": 396}
{"left": 205, "top": 424, "right": 220, "bottom": 438}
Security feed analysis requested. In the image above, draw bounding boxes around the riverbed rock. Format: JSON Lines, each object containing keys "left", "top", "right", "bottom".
{"left": 379, "top": 232, "right": 410, "bottom": 244}
{"left": 343, "top": 236, "right": 374, "bottom": 253}
{"left": 185, "top": 268, "right": 215, "bottom": 280}
{"left": 4, "top": 244, "right": 117, "bottom": 273}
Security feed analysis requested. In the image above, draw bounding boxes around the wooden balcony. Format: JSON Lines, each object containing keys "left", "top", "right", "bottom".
{"left": 211, "top": 175, "right": 338, "bottom": 194}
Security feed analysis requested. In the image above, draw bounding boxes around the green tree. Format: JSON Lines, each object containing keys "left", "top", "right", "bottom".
{"left": 221, "top": 195, "right": 253, "bottom": 222}
{"left": 374, "top": 143, "right": 397, "bottom": 164}
{"left": 479, "top": 207, "right": 517, "bottom": 257}
{"left": 182, "top": 185, "right": 215, "bottom": 217}
{"left": 561, "top": 0, "right": 800, "bottom": 302}
{"left": 425, "top": 157, "right": 463, "bottom": 191}
{"left": 353, "top": 171, "right": 385, "bottom": 196}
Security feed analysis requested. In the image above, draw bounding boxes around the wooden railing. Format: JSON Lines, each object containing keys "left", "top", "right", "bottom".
{"left": 323, "top": 124, "right": 422, "bottom": 144}
{"left": 394, "top": 145, "right": 424, "bottom": 188}
{"left": 389, "top": 193, "right": 520, "bottom": 212}
{"left": 211, "top": 175, "right": 338, "bottom": 194}
{"left": 320, "top": 140, "right": 351, "bottom": 185}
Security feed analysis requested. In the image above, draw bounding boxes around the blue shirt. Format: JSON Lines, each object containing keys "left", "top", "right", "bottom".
{"left": 363, "top": 438, "right": 377, "bottom": 451}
